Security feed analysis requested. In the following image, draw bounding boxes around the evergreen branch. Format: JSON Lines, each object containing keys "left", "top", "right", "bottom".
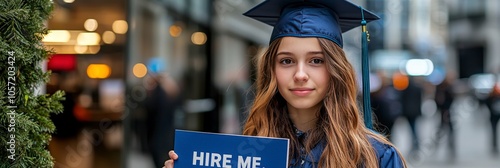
{"left": 0, "top": 0, "right": 58, "bottom": 167}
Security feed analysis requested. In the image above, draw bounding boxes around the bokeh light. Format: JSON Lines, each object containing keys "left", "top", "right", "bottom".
{"left": 77, "top": 32, "right": 101, "bottom": 45}
{"left": 191, "top": 32, "right": 207, "bottom": 45}
{"left": 84, "top": 19, "right": 98, "bottom": 31}
{"left": 133, "top": 63, "right": 148, "bottom": 78}
{"left": 169, "top": 25, "right": 182, "bottom": 37}
{"left": 87, "top": 64, "right": 111, "bottom": 79}
{"left": 112, "top": 20, "right": 128, "bottom": 34}
{"left": 102, "top": 31, "right": 116, "bottom": 44}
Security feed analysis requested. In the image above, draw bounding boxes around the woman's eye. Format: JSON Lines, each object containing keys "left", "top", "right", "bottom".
{"left": 311, "top": 58, "right": 324, "bottom": 64}
{"left": 280, "top": 59, "right": 293, "bottom": 65}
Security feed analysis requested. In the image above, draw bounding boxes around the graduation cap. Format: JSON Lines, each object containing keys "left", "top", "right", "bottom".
{"left": 244, "top": 0, "right": 380, "bottom": 129}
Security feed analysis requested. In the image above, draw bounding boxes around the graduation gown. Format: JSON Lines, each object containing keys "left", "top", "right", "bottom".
{"left": 289, "top": 137, "right": 404, "bottom": 168}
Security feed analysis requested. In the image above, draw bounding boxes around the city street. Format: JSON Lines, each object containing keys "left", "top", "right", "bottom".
{"left": 392, "top": 95, "right": 500, "bottom": 168}
{"left": 127, "top": 96, "right": 500, "bottom": 168}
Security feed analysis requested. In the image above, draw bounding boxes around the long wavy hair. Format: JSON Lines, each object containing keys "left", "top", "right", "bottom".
{"left": 243, "top": 37, "right": 406, "bottom": 168}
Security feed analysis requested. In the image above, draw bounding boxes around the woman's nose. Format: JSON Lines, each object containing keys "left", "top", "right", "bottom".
{"left": 294, "top": 63, "right": 309, "bottom": 82}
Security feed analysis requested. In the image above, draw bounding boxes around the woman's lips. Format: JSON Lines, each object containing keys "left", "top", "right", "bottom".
{"left": 290, "top": 88, "right": 314, "bottom": 96}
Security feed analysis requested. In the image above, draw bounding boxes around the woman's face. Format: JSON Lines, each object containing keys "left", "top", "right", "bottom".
{"left": 275, "top": 37, "right": 330, "bottom": 111}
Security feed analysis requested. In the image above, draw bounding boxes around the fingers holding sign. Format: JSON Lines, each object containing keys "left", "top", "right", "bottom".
{"left": 163, "top": 150, "right": 178, "bottom": 168}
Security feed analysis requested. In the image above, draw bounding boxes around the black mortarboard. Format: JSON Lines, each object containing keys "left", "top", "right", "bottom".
{"left": 244, "top": 0, "right": 380, "bottom": 129}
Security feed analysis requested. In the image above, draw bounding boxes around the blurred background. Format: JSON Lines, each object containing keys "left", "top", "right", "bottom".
{"left": 42, "top": 0, "right": 500, "bottom": 167}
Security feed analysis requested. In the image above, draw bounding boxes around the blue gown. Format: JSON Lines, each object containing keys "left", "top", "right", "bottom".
{"left": 289, "top": 134, "right": 404, "bottom": 168}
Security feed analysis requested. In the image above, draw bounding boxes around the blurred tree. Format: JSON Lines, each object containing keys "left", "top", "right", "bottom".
{"left": 0, "top": 0, "right": 64, "bottom": 167}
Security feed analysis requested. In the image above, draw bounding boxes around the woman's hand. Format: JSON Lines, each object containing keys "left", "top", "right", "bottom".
{"left": 163, "top": 150, "right": 178, "bottom": 168}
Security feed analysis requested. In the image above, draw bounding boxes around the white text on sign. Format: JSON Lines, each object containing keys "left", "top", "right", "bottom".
{"left": 192, "top": 151, "right": 262, "bottom": 168}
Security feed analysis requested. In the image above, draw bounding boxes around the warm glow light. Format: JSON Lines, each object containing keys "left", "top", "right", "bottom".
{"left": 74, "top": 45, "right": 88, "bottom": 54}
{"left": 133, "top": 63, "right": 148, "bottom": 78}
{"left": 169, "top": 25, "right": 182, "bottom": 37}
{"left": 102, "top": 31, "right": 116, "bottom": 44}
{"left": 47, "top": 45, "right": 101, "bottom": 54}
{"left": 43, "top": 30, "right": 71, "bottom": 43}
{"left": 84, "top": 19, "right": 98, "bottom": 31}
{"left": 63, "top": 0, "right": 75, "bottom": 3}
{"left": 393, "top": 73, "right": 409, "bottom": 91}
{"left": 87, "top": 45, "right": 100, "bottom": 54}
{"left": 77, "top": 32, "right": 101, "bottom": 45}
{"left": 87, "top": 64, "right": 111, "bottom": 79}
{"left": 191, "top": 32, "right": 207, "bottom": 45}
{"left": 112, "top": 20, "right": 128, "bottom": 34}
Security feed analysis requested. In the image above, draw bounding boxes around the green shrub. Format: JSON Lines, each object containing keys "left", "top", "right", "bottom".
{"left": 1, "top": 0, "right": 64, "bottom": 167}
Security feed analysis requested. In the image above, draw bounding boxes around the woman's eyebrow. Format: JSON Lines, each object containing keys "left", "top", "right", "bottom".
{"left": 308, "top": 51, "right": 324, "bottom": 55}
{"left": 276, "top": 51, "right": 323, "bottom": 56}
{"left": 276, "top": 51, "right": 293, "bottom": 56}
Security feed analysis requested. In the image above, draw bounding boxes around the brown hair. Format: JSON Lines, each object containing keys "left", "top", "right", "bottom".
{"left": 243, "top": 37, "right": 406, "bottom": 168}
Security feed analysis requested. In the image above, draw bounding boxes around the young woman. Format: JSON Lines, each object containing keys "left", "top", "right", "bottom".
{"left": 165, "top": 0, "right": 406, "bottom": 167}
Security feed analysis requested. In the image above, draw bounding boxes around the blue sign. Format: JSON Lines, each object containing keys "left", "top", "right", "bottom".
{"left": 174, "top": 129, "right": 290, "bottom": 168}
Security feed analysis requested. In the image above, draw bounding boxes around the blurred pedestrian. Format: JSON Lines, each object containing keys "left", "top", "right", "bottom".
{"left": 371, "top": 71, "right": 403, "bottom": 141}
{"left": 400, "top": 77, "right": 423, "bottom": 153}
{"left": 144, "top": 72, "right": 181, "bottom": 168}
{"left": 434, "top": 72, "right": 456, "bottom": 159}
{"left": 485, "top": 78, "right": 500, "bottom": 155}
